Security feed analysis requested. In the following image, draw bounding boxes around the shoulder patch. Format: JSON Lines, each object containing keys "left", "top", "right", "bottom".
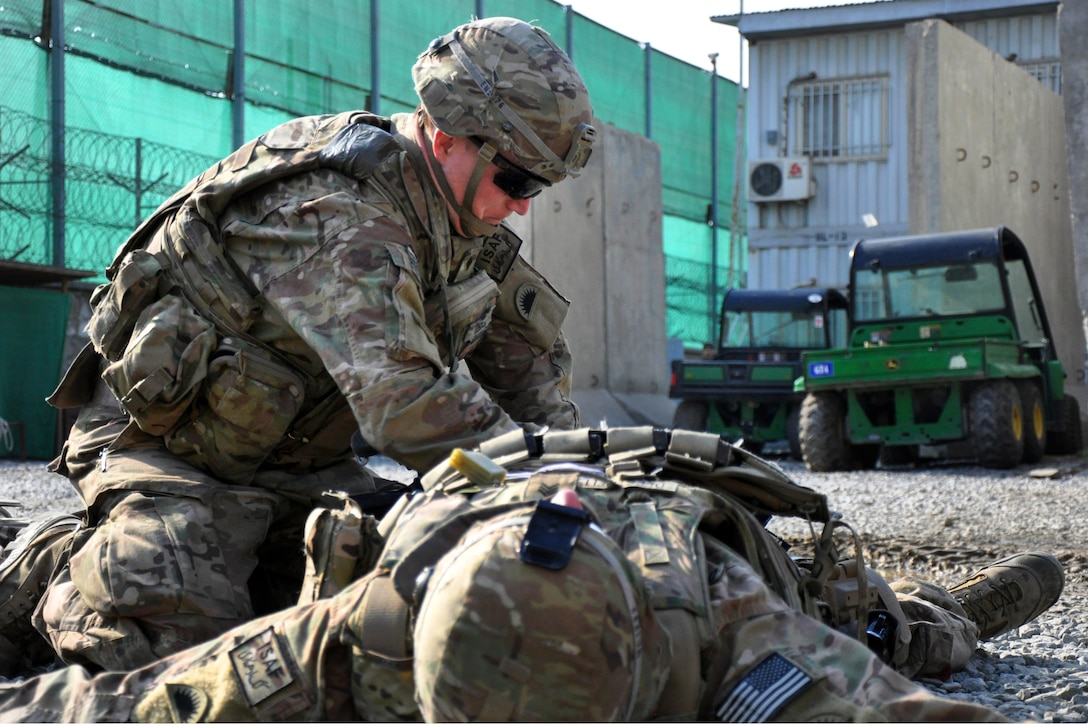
{"left": 165, "top": 684, "right": 209, "bottom": 723}
{"left": 714, "top": 653, "right": 812, "bottom": 722}
{"left": 229, "top": 627, "right": 297, "bottom": 707}
{"left": 515, "top": 283, "right": 540, "bottom": 320}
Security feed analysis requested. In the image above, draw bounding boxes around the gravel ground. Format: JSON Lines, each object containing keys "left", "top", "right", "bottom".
{"left": 768, "top": 454, "right": 1088, "bottom": 723}
{"left": 1, "top": 452, "right": 1086, "bottom": 721}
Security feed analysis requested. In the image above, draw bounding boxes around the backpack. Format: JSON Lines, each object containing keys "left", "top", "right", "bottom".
{"left": 334, "top": 426, "right": 909, "bottom": 682}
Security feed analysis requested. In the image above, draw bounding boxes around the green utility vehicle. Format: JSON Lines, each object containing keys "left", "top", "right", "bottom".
{"left": 798, "top": 226, "right": 1083, "bottom": 471}
{"left": 670, "top": 287, "right": 849, "bottom": 456}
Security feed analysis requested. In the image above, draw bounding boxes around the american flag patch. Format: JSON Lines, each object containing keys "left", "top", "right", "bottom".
{"left": 715, "top": 653, "right": 812, "bottom": 722}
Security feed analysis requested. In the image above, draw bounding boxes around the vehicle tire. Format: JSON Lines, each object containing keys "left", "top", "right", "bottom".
{"left": 798, "top": 391, "right": 851, "bottom": 472}
{"left": 968, "top": 380, "right": 1024, "bottom": 468}
{"left": 673, "top": 400, "right": 709, "bottom": 432}
{"left": 1017, "top": 381, "right": 1046, "bottom": 464}
{"left": 1046, "top": 394, "right": 1084, "bottom": 455}
{"left": 786, "top": 405, "right": 802, "bottom": 460}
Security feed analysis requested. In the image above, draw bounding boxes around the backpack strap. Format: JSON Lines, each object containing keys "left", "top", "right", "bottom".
{"left": 349, "top": 575, "right": 412, "bottom": 662}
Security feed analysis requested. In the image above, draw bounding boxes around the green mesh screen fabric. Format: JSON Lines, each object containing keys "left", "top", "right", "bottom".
{"left": 0, "top": 286, "right": 70, "bottom": 460}
{"left": 0, "top": 0, "right": 745, "bottom": 344}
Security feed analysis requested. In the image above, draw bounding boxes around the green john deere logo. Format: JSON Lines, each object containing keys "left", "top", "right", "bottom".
{"left": 886, "top": 359, "right": 900, "bottom": 371}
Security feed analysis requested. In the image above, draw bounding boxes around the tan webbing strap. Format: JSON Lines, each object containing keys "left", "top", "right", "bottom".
{"left": 539, "top": 429, "right": 595, "bottom": 462}
{"left": 665, "top": 429, "right": 729, "bottom": 473}
{"left": 629, "top": 501, "right": 670, "bottom": 565}
{"left": 478, "top": 428, "right": 533, "bottom": 468}
{"left": 803, "top": 518, "right": 870, "bottom": 644}
{"left": 355, "top": 575, "right": 412, "bottom": 661}
{"left": 604, "top": 426, "right": 658, "bottom": 465}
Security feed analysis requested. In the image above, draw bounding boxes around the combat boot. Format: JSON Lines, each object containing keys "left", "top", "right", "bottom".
{"left": 947, "top": 552, "right": 1064, "bottom": 640}
{"left": 0, "top": 512, "right": 81, "bottom": 676}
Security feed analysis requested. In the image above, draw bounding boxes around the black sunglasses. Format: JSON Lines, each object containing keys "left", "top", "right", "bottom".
{"left": 469, "top": 137, "right": 551, "bottom": 200}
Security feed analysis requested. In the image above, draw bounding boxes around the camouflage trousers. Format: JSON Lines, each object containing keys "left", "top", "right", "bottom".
{"left": 0, "top": 546, "right": 1004, "bottom": 722}
{"left": 891, "top": 576, "right": 980, "bottom": 679}
{"left": 693, "top": 546, "right": 998, "bottom": 721}
{"left": 35, "top": 445, "right": 375, "bottom": 672}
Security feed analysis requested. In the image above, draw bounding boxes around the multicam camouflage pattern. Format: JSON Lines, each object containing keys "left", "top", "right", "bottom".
{"left": 413, "top": 508, "right": 671, "bottom": 721}
{"left": 59, "top": 108, "right": 578, "bottom": 491}
{"left": 41, "top": 101, "right": 580, "bottom": 667}
{"left": 0, "top": 513, "right": 81, "bottom": 676}
{"left": 0, "top": 575, "right": 383, "bottom": 722}
{"left": 892, "top": 577, "right": 981, "bottom": 679}
{"left": 373, "top": 453, "right": 999, "bottom": 721}
{"left": 34, "top": 448, "right": 388, "bottom": 672}
{"left": 413, "top": 17, "right": 596, "bottom": 183}
{"left": 700, "top": 544, "right": 1007, "bottom": 722}
{"left": 0, "top": 469, "right": 1006, "bottom": 723}
{"left": 35, "top": 467, "right": 285, "bottom": 672}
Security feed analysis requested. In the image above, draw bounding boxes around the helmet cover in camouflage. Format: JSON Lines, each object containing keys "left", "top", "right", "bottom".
{"left": 413, "top": 16, "right": 597, "bottom": 184}
{"left": 412, "top": 502, "right": 670, "bottom": 721}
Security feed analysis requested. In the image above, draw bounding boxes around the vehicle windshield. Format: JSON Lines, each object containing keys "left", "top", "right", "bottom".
{"left": 851, "top": 260, "right": 1005, "bottom": 322}
{"left": 721, "top": 308, "right": 841, "bottom": 348}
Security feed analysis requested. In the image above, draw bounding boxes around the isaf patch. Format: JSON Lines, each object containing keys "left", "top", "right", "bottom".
{"left": 714, "top": 653, "right": 812, "bottom": 722}
{"left": 229, "top": 627, "right": 296, "bottom": 706}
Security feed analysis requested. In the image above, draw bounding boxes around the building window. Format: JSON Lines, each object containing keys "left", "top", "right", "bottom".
{"left": 787, "top": 75, "right": 889, "bottom": 161}
{"left": 1019, "top": 59, "right": 1061, "bottom": 95}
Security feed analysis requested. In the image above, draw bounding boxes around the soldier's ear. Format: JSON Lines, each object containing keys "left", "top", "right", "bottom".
{"left": 431, "top": 129, "right": 459, "bottom": 162}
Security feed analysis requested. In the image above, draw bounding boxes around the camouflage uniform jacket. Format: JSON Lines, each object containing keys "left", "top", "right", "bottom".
{"left": 54, "top": 111, "right": 579, "bottom": 497}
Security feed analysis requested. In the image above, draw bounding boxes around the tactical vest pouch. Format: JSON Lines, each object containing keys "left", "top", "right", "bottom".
{"left": 87, "top": 249, "right": 167, "bottom": 361}
{"left": 165, "top": 336, "right": 306, "bottom": 484}
{"left": 384, "top": 243, "right": 445, "bottom": 370}
{"left": 425, "top": 270, "right": 499, "bottom": 361}
{"left": 101, "top": 293, "right": 216, "bottom": 437}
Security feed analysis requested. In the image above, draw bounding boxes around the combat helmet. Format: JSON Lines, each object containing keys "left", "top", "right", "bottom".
{"left": 413, "top": 17, "right": 596, "bottom": 235}
{"left": 412, "top": 498, "right": 670, "bottom": 721}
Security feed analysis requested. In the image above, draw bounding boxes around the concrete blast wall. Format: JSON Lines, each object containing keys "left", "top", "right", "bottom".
{"left": 507, "top": 123, "right": 672, "bottom": 424}
{"left": 1060, "top": 1, "right": 1088, "bottom": 371}
{"left": 907, "top": 18, "right": 1087, "bottom": 403}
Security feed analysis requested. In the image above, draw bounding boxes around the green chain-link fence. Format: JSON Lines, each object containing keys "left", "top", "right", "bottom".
{"left": 0, "top": 0, "right": 747, "bottom": 344}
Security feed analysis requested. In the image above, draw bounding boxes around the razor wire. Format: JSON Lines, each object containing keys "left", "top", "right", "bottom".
{"left": 0, "top": 105, "right": 217, "bottom": 273}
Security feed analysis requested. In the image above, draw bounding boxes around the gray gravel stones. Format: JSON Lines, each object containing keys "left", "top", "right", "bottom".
{"left": 771, "top": 455, "right": 1088, "bottom": 723}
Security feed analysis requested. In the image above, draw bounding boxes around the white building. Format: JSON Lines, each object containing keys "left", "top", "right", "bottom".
{"left": 715, "top": 0, "right": 1061, "bottom": 290}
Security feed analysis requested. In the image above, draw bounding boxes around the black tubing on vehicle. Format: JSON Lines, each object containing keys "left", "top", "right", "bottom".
{"left": 799, "top": 391, "right": 851, "bottom": 472}
{"left": 850, "top": 443, "right": 881, "bottom": 470}
{"left": 738, "top": 439, "right": 765, "bottom": 455}
{"left": 673, "top": 400, "right": 709, "bottom": 432}
{"left": 786, "top": 404, "right": 802, "bottom": 460}
{"left": 1046, "top": 394, "right": 1084, "bottom": 455}
{"left": 1017, "top": 381, "right": 1046, "bottom": 464}
{"left": 967, "top": 380, "right": 1024, "bottom": 468}
{"left": 879, "top": 444, "right": 917, "bottom": 468}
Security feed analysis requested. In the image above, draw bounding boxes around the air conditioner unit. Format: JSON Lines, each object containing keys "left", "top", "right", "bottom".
{"left": 747, "top": 157, "right": 813, "bottom": 202}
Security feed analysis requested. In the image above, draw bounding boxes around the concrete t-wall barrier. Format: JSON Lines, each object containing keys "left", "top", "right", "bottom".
{"left": 907, "top": 18, "right": 1087, "bottom": 405}
{"left": 1059, "top": 1, "right": 1088, "bottom": 385}
{"left": 509, "top": 122, "right": 675, "bottom": 427}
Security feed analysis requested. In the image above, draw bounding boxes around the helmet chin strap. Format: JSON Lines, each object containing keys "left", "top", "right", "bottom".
{"left": 416, "top": 118, "right": 499, "bottom": 238}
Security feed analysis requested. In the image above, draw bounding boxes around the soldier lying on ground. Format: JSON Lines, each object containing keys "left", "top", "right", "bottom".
{"left": 0, "top": 426, "right": 1062, "bottom": 721}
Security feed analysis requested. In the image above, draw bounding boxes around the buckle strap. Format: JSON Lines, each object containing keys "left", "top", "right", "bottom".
{"left": 351, "top": 575, "right": 412, "bottom": 662}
